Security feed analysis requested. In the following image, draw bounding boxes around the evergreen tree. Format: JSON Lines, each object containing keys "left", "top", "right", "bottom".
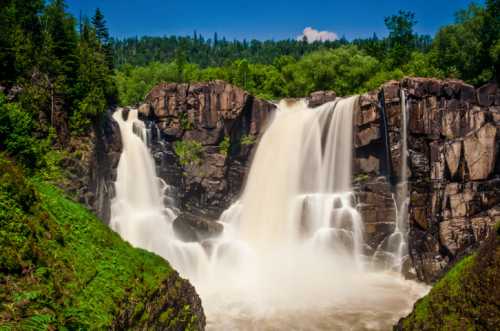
{"left": 92, "top": 8, "right": 114, "bottom": 69}
{"left": 384, "top": 10, "right": 417, "bottom": 66}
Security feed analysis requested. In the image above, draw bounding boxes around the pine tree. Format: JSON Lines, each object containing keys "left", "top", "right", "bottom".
{"left": 92, "top": 8, "right": 109, "bottom": 45}
{"left": 92, "top": 8, "right": 114, "bottom": 69}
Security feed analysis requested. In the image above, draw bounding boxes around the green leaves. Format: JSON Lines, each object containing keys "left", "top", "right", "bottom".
{"left": 173, "top": 140, "right": 203, "bottom": 166}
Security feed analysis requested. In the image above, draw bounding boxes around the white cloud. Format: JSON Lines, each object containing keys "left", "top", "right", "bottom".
{"left": 297, "top": 27, "right": 338, "bottom": 43}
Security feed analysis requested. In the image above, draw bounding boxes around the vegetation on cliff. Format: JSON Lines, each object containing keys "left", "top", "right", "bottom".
{"left": 0, "top": 155, "right": 204, "bottom": 330}
{"left": 398, "top": 225, "right": 500, "bottom": 330}
{"left": 114, "top": 1, "right": 499, "bottom": 104}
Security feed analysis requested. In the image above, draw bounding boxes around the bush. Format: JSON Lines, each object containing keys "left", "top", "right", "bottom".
{"left": 173, "top": 140, "right": 203, "bottom": 166}
{"left": 219, "top": 136, "right": 230, "bottom": 156}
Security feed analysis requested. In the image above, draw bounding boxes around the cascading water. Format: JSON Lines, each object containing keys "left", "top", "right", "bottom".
{"left": 372, "top": 89, "right": 410, "bottom": 272}
{"left": 110, "top": 108, "right": 209, "bottom": 278}
{"left": 110, "top": 99, "right": 427, "bottom": 330}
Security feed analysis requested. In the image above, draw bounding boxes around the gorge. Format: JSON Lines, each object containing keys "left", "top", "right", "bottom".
{"left": 96, "top": 77, "right": 499, "bottom": 330}
{"left": 2, "top": 2, "right": 500, "bottom": 329}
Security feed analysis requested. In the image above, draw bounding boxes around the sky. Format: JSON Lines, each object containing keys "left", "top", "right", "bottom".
{"left": 66, "top": 0, "right": 483, "bottom": 41}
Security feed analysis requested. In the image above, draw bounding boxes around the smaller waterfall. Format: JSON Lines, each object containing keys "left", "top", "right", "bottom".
{"left": 372, "top": 89, "right": 410, "bottom": 272}
{"left": 110, "top": 108, "right": 209, "bottom": 279}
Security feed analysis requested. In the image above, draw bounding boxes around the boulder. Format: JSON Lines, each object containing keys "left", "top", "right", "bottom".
{"left": 173, "top": 212, "right": 224, "bottom": 242}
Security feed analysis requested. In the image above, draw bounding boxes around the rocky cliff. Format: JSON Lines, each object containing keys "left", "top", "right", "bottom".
{"left": 59, "top": 110, "right": 122, "bottom": 222}
{"left": 354, "top": 78, "right": 500, "bottom": 281}
{"left": 137, "top": 80, "right": 275, "bottom": 238}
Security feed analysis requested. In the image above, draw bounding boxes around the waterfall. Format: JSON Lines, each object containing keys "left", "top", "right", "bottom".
{"left": 110, "top": 108, "right": 209, "bottom": 278}
{"left": 233, "top": 96, "right": 363, "bottom": 269}
{"left": 372, "top": 89, "right": 410, "bottom": 272}
{"left": 110, "top": 101, "right": 427, "bottom": 330}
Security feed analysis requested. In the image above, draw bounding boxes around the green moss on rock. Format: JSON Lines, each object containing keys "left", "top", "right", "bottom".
{"left": 397, "top": 226, "right": 500, "bottom": 330}
{"left": 0, "top": 155, "right": 205, "bottom": 330}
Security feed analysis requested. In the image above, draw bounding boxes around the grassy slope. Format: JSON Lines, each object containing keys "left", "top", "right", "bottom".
{"left": 0, "top": 155, "right": 201, "bottom": 330}
{"left": 399, "top": 226, "right": 500, "bottom": 330}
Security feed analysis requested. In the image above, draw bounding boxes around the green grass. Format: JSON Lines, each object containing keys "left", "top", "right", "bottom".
{"left": 0, "top": 154, "right": 202, "bottom": 330}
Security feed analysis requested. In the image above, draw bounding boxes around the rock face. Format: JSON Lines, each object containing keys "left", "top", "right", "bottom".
{"left": 354, "top": 78, "right": 500, "bottom": 282}
{"left": 61, "top": 110, "right": 122, "bottom": 222}
{"left": 140, "top": 81, "right": 275, "bottom": 221}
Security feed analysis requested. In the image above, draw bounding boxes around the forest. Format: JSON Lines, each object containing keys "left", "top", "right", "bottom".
{"left": 113, "top": 2, "right": 499, "bottom": 104}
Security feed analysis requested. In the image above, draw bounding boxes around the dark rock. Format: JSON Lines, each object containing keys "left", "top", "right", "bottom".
{"left": 477, "top": 83, "right": 499, "bottom": 107}
{"left": 173, "top": 212, "right": 224, "bottom": 242}
{"left": 308, "top": 90, "right": 336, "bottom": 107}
{"left": 144, "top": 81, "right": 275, "bottom": 220}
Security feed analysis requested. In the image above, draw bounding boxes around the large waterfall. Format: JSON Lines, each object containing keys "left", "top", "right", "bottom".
{"left": 110, "top": 100, "right": 427, "bottom": 330}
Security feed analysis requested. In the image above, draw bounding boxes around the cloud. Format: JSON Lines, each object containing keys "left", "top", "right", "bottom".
{"left": 297, "top": 27, "right": 338, "bottom": 43}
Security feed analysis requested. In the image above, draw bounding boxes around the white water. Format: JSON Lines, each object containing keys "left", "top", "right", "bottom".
{"left": 110, "top": 100, "right": 427, "bottom": 330}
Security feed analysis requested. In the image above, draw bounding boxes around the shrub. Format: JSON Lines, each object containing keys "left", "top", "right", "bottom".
{"left": 219, "top": 136, "right": 230, "bottom": 156}
{"left": 173, "top": 140, "right": 203, "bottom": 166}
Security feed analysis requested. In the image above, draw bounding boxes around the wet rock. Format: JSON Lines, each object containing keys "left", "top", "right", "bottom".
{"left": 173, "top": 212, "right": 224, "bottom": 242}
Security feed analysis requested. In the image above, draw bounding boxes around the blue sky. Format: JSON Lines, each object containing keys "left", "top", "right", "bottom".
{"left": 66, "top": 0, "right": 482, "bottom": 41}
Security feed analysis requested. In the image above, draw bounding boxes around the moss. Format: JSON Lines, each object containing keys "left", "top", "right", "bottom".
{"left": 159, "top": 308, "right": 174, "bottom": 323}
{"left": 399, "top": 231, "right": 500, "bottom": 330}
{"left": 0, "top": 155, "right": 182, "bottom": 329}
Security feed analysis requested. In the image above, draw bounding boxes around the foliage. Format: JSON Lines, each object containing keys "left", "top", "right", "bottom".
{"left": 219, "top": 136, "right": 230, "bottom": 156}
{"left": 0, "top": 94, "right": 65, "bottom": 180}
{"left": 0, "top": 0, "right": 116, "bottom": 140}
{"left": 173, "top": 140, "right": 203, "bottom": 166}
{"left": 429, "top": 2, "right": 499, "bottom": 85}
{"left": 384, "top": 10, "right": 417, "bottom": 67}
{"left": 240, "top": 135, "right": 256, "bottom": 146}
{"left": 400, "top": 227, "right": 500, "bottom": 330}
{"left": 179, "top": 112, "right": 194, "bottom": 130}
{"left": 113, "top": 3, "right": 498, "bottom": 105}
{"left": 0, "top": 155, "right": 200, "bottom": 330}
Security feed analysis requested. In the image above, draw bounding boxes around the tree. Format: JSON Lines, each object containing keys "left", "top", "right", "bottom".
{"left": 481, "top": 0, "right": 500, "bottom": 81}
{"left": 384, "top": 10, "right": 417, "bottom": 66}
{"left": 92, "top": 8, "right": 109, "bottom": 44}
{"left": 430, "top": 4, "right": 489, "bottom": 85}
{"left": 92, "top": 8, "right": 114, "bottom": 69}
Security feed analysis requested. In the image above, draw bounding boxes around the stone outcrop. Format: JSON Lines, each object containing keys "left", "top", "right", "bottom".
{"left": 61, "top": 110, "right": 122, "bottom": 222}
{"left": 354, "top": 78, "right": 500, "bottom": 282}
{"left": 140, "top": 81, "right": 275, "bottom": 222}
